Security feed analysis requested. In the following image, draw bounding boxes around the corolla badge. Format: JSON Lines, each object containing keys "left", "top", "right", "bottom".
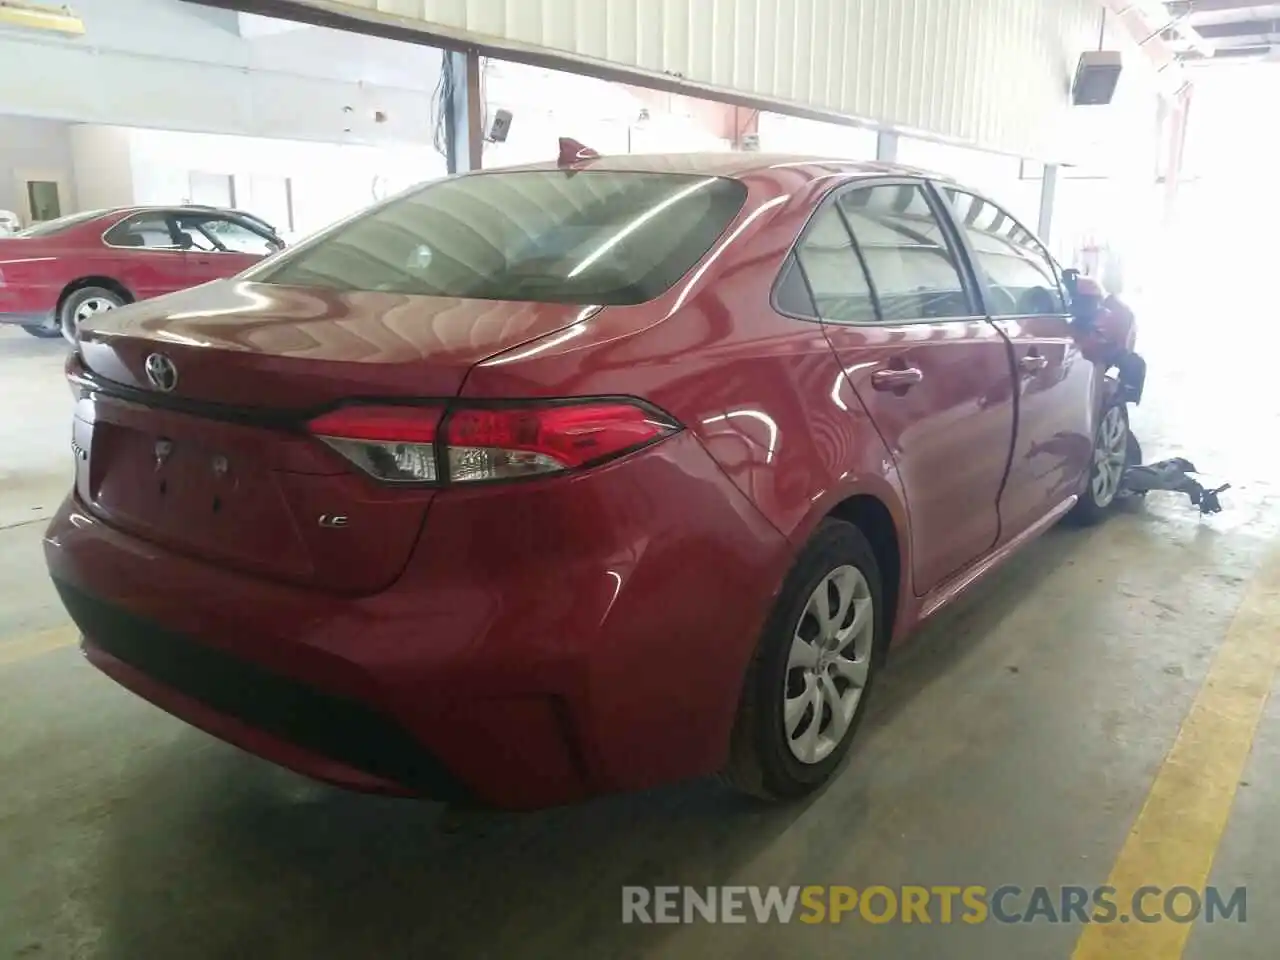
{"left": 144, "top": 353, "right": 178, "bottom": 393}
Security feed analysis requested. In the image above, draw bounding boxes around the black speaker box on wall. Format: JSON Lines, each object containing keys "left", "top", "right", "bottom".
{"left": 1072, "top": 50, "right": 1124, "bottom": 105}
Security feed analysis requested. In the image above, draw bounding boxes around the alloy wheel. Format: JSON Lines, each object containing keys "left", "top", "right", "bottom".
{"left": 784, "top": 565, "right": 875, "bottom": 765}
{"left": 74, "top": 296, "right": 116, "bottom": 329}
{"left": 1091, "top": 406, "right": 1128, "bottom": 508}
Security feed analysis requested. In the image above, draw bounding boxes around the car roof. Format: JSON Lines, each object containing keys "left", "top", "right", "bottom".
{"left": 94, "top": 205, "right": 276, "bottom": 224}
{"left": 488, "top": 151, "right": 956, "bottom": 184}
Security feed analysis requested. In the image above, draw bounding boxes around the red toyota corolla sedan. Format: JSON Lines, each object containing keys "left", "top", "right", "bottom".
{"left": 0, "top": 206, "right": 285, "bottom": 340}
{"left": 44, "top": 154, "right": 1141, "bottom": 810}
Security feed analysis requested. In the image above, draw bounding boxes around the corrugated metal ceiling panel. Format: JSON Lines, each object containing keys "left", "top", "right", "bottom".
{"left": 253, "top": 0, "right": 1115, "bottom": 156}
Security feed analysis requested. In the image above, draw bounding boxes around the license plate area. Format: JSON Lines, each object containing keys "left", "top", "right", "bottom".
{"left": 80, "top": 399, "right": 313, "bottom": 578}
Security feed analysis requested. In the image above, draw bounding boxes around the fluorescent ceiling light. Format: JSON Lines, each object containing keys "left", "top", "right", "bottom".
{"left": 0, "top": 1, "right": 85, "bottom": 35}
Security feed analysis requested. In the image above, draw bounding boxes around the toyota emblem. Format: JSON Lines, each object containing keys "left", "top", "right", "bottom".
{"left": 144, "top": 353, "right": 178, "bottom": 393}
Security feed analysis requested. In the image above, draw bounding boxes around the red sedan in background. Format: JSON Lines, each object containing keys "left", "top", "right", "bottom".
{"left": 0, "top": 205, "right": 285, "bottom": 340}
{"left": 45, "top": 154, "right": 1142, "bottom": 809}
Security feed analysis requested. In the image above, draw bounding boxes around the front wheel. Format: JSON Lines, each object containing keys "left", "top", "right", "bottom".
{"left": 722, "top": 519, "right": 883, "bottom": 800}
{"left": 59, "top": 286, "right": 124, "bottom": 342}
{"left": 1067, "top": 402, "right": 1130, "bottom": 526}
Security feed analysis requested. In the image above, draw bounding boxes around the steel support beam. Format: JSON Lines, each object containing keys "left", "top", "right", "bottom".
{"left": 443, "top": 49, "right": 483, "bottom": 174}
{"left": 1037, "top": 164, "right": 1058, "bottom": 245}
{"left": 1162, "top": 88, "right": 1193, "bottom": 229}
{"left": 876, "top": 131, "right": 899, "bottom": 163}
{"left": 1166, "top": 0, "right": 1278, "bottom": 14}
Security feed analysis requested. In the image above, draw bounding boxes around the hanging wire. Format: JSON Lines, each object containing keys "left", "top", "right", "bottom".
{"left": 431, "top": 54, "right": 454, "bottom": 161}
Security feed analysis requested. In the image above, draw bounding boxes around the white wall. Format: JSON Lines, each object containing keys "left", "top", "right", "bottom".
{"left": 0, "top": 116, "right": 75, "bottom": 222}
{"left": 69, "top": 125, "right": 138, "bottom": 211}
{"left": 126, "top": 128, "right": 445, "bottom": 237}
{"left": 0, "top": 0, "right": 440, "bottom": 147}
{"left": 756, "top": 114, "right": 877, "bottom": 160}
{"left": 292, "top": 0, "right": 1117, "bottom": 159}
{"left": 481, "top": 60, "right": 733, "bottom": 168}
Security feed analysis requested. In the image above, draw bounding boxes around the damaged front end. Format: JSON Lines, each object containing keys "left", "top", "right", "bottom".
{"left": 1064, "top": 270, "right": 1227, "bottom": 515}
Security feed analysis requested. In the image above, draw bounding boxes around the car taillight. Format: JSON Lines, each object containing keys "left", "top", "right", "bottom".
{"left": 308, "top": 400, "right": 678, "bottom": 485}
{"left": 309, "top": 405, "right": 443, "bottom": 483}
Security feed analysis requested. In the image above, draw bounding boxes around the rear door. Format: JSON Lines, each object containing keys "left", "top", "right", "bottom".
{"left": 797, "top": 180, "right": 1018, "bottom": 597}
{"left": 939, "top": 187, "right": 1095, "bottom": 542}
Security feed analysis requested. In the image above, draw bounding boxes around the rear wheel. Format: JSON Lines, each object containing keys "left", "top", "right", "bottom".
{"left": 59, "top": 286, "right": 124, "bottom": 342}
{"left": 722, "top": 519, "right": 882, "bottom": 800}
{"left": 1067, "top": 402, "right": 1130, "bottom": 525}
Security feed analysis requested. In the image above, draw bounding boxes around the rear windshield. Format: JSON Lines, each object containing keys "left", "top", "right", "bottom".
{"left": 16, "top": 210, "right": 108, "bottom": 238}
{"left": 252, "top": 170, "right": 748, "bottom": 305}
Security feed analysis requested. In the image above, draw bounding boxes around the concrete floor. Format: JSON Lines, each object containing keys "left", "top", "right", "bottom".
{"left": 1, "top": 291, "right": 1277, "bottom": 959}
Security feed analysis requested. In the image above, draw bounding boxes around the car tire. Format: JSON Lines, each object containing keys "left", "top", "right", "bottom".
{"left": 20, "top": 317, "right": 62, "bottom": 339}
{"left": 722, "top": 518, "right": 883, "bottom": 801}
{"left": 1066, "top": 400, "right": 1131, "bottom": 526}
{"left": 59, "top": 286, "right": 124, "bottom": 342}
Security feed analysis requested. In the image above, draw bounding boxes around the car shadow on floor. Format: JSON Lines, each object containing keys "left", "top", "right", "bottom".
{"left": 0, "top": 329, "right": 67, "bottom": 362}
{"left": 88, "top": 521, "right": 1115, "bottom": 960}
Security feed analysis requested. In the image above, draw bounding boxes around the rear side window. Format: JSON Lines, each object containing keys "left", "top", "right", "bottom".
{"left": 788, "top": 205, "right": 877, "bottom": 323}
{"left": 944, "top": 189, "right": 1065, "bottom": 316}
{"left": 837, "top": 184, "right": 972, "bottom": 321}
{"left": 254, "top": 171, "right": 747, "bottom": 305}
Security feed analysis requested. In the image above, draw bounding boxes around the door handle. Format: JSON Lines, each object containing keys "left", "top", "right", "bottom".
{"left": 1019, "top": 353, "right": 1049, "bottom": 374}
{"left": 871, "top": 366, "right": 924, "bottom": 391}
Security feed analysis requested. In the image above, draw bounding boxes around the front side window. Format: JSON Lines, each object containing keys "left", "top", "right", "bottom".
{"left": 837, "top": 184, "right": 973, "bottom": 322}
{"left": 173, "top": 215, "right": 278, "bottom": 255}
{"left": 103, "top": 215, "right": 180, "bottom": 250}
{"left": 172, "top": 215, "right": 219, "bottom": 252}
{"left": 943, "top": 189, "right": 1065, "bottom": 316}
{"left": 253, "top": 170, "right": 748, "bottom": 305}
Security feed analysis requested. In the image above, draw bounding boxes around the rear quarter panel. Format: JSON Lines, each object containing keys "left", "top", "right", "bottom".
{"left": 461, "top": 169, "right": 914, "bottom": 625}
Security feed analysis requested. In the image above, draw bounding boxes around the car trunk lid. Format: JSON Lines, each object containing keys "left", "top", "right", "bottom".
{"left": 77, "top": 279, "right": 596, "bottom": 406}
{"left": 71, "top": 280, "right": 595, "bottom": 593}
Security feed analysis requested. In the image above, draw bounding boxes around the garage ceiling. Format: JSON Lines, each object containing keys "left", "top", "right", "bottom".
{"left": 1163, "top": 0, "right": 1280, "bottom": 62}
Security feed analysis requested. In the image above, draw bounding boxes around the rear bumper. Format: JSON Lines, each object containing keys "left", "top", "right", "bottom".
{"left": 45, "top": 432, "right": 791, "bottom": 809}
{"left": 61, "top": 582, "right": 461, "bottom": 799}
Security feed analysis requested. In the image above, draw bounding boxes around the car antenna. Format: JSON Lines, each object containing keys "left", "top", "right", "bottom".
{"left": 558, "top": 137, "right": 600, "bottom": 172}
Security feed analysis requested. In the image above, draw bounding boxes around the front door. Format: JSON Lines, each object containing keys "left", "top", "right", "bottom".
{"left": 799, "top": 181, "right": 1018, "bottom": 597}
{"left": 939, "top": 188, "right": 1096, "bottom": 542}
{"left": 171, "top": 212, "right": 277, "bottom": 286}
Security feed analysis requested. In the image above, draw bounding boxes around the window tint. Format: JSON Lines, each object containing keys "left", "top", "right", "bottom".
{"left": 837, "top": 184, "right": 972, "bottom": 321}
{"left": 255, "top": 171, "right": 747, "bottom": 305}
{"left": 791, "top": 205, "right": 877, "bottom": 323}
{"left": 944, "top": 189, "right": 1065, "bottom": 316}
{"left": 103, "top": 215, "right": 179, "bottom": 250}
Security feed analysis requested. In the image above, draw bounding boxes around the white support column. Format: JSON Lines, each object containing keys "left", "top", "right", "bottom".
{"left": 876, "top": 130, "right": 899, "bottom": 163}
{"left": 1038, "top": 163, "right": 1059, "bottom": 243}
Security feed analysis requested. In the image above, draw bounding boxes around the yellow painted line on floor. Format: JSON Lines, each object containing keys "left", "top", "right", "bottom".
{"left": 0, "top": 624, "right": 79, "bottom": 667}
{"left": 1072, "top": 547, "right": 1280, "bottom": 960}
